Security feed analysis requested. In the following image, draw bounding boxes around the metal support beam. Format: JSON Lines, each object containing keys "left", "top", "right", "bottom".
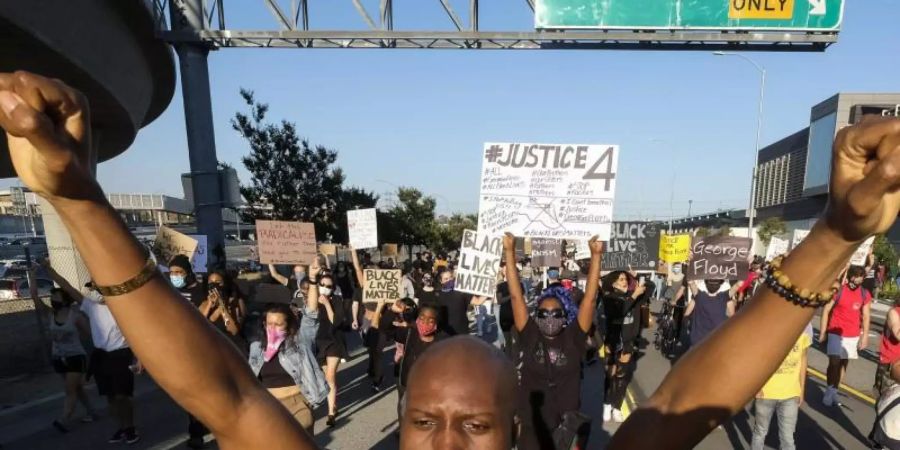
{"left": 159, "top": 29, "right": 836, "bottom": 51}
{"left": 439, "top": 0, "right": 464, "bottom": 31}
{"left": 263, "top": 0, "right": 294, "bottom": 30}
{"left": 470, "top": 0, "right": 478, "bottom": 31}
{"left": 169, "top": 0, "right": 225, "bottom": 270}
{"left": 351, "top": 0, "right": 378, "bottom": 30}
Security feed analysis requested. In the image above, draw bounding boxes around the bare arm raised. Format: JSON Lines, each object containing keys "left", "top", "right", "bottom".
{"left": 0, "top": 71, "right": 317, "bottom": 450}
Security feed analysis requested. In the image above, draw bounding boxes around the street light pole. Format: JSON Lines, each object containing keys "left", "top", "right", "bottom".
{"left": 714, "top": 51, "right": 766, "bottom": 235}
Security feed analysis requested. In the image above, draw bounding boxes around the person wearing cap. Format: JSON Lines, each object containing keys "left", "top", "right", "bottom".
{"left": 168, "top": 254, "right": 206, "bottom": 308}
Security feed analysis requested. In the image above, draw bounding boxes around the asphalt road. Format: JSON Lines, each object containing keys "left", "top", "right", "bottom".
{"left": 0, "top": 308, "right": 882, "bottom": 450}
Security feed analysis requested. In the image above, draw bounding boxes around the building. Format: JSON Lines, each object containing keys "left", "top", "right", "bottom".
{"left": 668, "top": 93, "right": 900, "bottom": 248}
{"left": 753, "top": 93, "right": 900, "bottom": 240}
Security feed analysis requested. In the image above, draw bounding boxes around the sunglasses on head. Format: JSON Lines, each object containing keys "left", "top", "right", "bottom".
{"left": 536, "top": 308, "right": 565, "bottom": 319}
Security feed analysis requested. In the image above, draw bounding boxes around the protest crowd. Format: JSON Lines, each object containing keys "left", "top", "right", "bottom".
{"left": 5, "top": 70, "right": 900, "bottom": 450}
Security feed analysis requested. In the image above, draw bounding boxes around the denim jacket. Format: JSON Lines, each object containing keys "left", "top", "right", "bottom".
{"left": 249, "top": 307, "right": 329, "bottom": 407}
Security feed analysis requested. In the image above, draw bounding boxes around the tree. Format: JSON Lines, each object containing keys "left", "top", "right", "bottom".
{"left": 430, "top": 213, "right": 478, "bottom": 253}
{"left": 694, "top": 227, "right": 710, "bottom": 238}
{"left": 716, "top": 225, "right": 732, "bottom": 237}
{"left": 874, "top": 234, "right": 898, "bottom": 275}
{"left": 756, "top": 217, "right": 787, "bottom": 246}
{"left": 387, "top": 188, "right": 437, "bottom": 257}
{"left": 232, "top": 89, "right": 346, "bottom": 240}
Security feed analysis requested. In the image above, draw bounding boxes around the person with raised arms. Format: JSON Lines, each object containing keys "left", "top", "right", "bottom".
{"left": 5, "top": 70, "right": 900, "bottom": 450}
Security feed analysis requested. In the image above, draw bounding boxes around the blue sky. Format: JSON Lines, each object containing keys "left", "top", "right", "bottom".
{"left": 8, "top": 0, "right": 898, "bottom": 219}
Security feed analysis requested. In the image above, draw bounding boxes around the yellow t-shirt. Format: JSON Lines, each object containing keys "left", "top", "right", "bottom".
{"left": 760, "top": 333, "right": 811, "bottom": 400}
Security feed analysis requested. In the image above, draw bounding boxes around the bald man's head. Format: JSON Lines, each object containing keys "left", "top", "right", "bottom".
{"left": 400, "top": 336, "right": 517, "bottom": 450}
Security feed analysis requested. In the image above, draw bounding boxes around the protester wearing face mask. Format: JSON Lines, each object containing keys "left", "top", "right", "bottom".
{"left": 168, "top": 255, "right": 205, "bottom": 307}
{"left": 248, "top": 280, "right": 328, "bottom": 435}
{"left": 504, "top": 233, "right": 603, "bottom": 450}
{"left": 312, "top": 266, "right": 348, "bottom": 427}
{"left": 437, "top": 270, "right": 473, "bottom": 336}
{"left": 416, "top": 273, "right": 438, "bottom": 307}
{"left": 199, "top": 270, "right": 247, "bottom": 354}
{"left": 373, "top": 299, "right": 448, "bottom": 428}
{"left": 602, "top": 270, "right": 648, "bottom": 423}
{"left": 268, "top": 264, "right": 308, "bottom": 300}
{"left": 43, "top": 284, "right": 98, "bottom": 433}
{"left": 684, "top": 278, "right": 741, "bottom": 349}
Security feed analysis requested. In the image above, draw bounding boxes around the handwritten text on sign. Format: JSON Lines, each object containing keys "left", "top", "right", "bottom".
{"left": 688, "top": 236, "right": 752, "bottom": 280}
{"left": 256, "top": 221, "right": 317, "bottom": 265}
{"left": 765, "top": 236, "right": 790, "bottom": 261}
{"left": 363, "top": 269, "right": 401, "bottom": 303}
{"left": 477, "top": 143, "right": 619, "bottom": 240}
{"left": 659, "top": 234, "right": 691, "bottom": 263}
{"left": 603, "top": 222, "right": 660, "bottom": 271}
{"left": 347, "top": 208, "right": 378, "bottom": 249}
{"left": 153, "top": 226, "right": 198, "bottom": 265}
{"left": 531, "top": 239, "right": 562, "bottom": 267}
{"left": 456, "top": 229, "right": 503, "bottom": 297}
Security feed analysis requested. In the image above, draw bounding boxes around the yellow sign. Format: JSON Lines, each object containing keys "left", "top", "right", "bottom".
{"left": 728, "top": 0, "right": 794, "bottom": 20}
{"left": 659, "top": 234, "right": 691, "bottom": 263}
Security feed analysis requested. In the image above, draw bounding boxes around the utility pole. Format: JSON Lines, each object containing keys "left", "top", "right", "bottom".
{"left": 170, "top": 0, "right": 225, "bottom": 270}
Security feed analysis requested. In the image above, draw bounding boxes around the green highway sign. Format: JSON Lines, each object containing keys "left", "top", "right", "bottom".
{"left": 535, "top": 0, "right": 844, "bottom": 31}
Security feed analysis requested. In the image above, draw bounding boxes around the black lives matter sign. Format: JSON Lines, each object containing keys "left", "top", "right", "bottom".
{"left": 687, "top": 236, "right": 752, "bottom": 281}
{"left": 456, "top": 230, "right": 502, "bottom": 297}
{"left": 602, "top": 222, "right": 660, "bottom": 271}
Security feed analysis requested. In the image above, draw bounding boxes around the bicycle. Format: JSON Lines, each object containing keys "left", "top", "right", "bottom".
{"left": 654, "top": 300, "right": 681, "bottom": 355}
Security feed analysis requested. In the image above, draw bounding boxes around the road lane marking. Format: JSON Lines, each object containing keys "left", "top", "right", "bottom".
{"left": 807, "top": 368, "right": 876, "bottom": 405}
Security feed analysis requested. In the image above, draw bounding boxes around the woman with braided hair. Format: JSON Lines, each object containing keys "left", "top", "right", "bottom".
{"left": 504, "top": 233, "right": 603, "bottom": 450}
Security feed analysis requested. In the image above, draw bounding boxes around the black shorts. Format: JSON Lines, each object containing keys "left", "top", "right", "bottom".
{"left": 53, "top": 354, "right": 87, "bottom": 374}
{"left": 92, "top": 348, "right": 135, "bottom": 398}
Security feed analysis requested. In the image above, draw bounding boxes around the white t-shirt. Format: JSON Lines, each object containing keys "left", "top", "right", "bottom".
{"left": 80, "top": 291, "right": 129, "bottom": 352}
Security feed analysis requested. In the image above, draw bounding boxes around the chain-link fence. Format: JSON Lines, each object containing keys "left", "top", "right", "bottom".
{"left": 0, "top": 294, "right": 52, "bottom": 377}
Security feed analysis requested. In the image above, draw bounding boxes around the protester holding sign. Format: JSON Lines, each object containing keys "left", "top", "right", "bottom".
{"left": 348, "top": 247, "right": 393, "bottom": 393}
{"left": 437, "top": 270, "right": 477, "bottom": 336}
{"left": 684, "top": 280, "right": 741, "bottom": 348}
{"left": 505, "top": 233, "right": 603, "bottom": 450}
{"left": 268, "top": 263, "right": 308, "bottom": 301}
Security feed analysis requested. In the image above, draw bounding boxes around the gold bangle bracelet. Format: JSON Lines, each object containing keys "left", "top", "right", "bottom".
{"left": 95, "top": 255, "right": 160, "bottom": 297}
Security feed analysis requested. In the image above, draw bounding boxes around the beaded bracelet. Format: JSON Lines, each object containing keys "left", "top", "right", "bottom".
{"left": 763, "top": 255, "right": 837, "bottom": 308}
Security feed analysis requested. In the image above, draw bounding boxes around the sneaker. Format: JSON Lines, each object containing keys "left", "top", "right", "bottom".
{"left": 612, "top": 408, "right": 625, "bottom": 423}
{"left": 823, "top": 387, "right": 837, "bottom": 407}
{"left": 602, "top": 404, "right": 612, "bottom": 422}
{"left": 123, "top": 428, "right": 140, "bottom": 445}
{"left": 108, "top": 429, "right": 125, "bottom": 444}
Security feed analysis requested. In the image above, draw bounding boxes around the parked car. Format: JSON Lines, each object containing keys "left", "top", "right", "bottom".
{"left": 0, "top": 267, "right": 28, "bottom": 279}
{"left": 0, "top": 277, "right": 54, "bottom": 300}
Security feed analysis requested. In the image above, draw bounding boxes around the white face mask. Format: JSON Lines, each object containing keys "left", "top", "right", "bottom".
{"left": 319, "top": 287, "right": 333, "bottom": 297}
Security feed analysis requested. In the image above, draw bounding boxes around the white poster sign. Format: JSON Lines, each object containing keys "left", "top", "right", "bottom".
{"left": 765, "top": 236, "right": 789, "bottom": 261}
{"left": 791, "top": 229, "right": 810, "bottom": 249}
{"left": 850, "top": 236, "right": 876, "bottom": 266}
{"left": 347, "top": 208, "right": 378, "bottom": 249}
{"left": 188, "top": 235, "right": 208, "bottom": 273}
{"left": 477, "top": 143, "right": 619, "bottom": 240}
{"left": 456, "top": 229, "right": 503, "bottom": 297}
{"left": 573, "top": 240, "right": 591, "bottom": 260}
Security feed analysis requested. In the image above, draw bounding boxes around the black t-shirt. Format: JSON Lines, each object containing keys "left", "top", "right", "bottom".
{"left": 437, "top": 290, "right": 472, "bottom": 336}
{"left": 517, "top": 319, "right": 587, "bottom": 428}
{"left": 603, "top": 290, "right": 645, "bottom": 337}
{"left": 388, "top": 325, "right": 448, "bottom": 387}
{"left": 259, "top": 353, "right": 294, "bottom": 389}
{"left": 495, "top": 282, "right": 514, "bottom": 332}
{"left": 417, "top": 289, "right": 439, "bottom": 308}
{"left": 179, "top": 282, "right": 207, "bottom": 308}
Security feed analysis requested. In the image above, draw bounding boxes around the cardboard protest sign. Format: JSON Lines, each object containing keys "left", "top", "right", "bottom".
{"left": 765, "top": 236, "right": 789, "bottom": 261}
{"left": 477, "top": 143, "right": 619, "bottom": 240}
{"left": 256, "top": 220, "right": 317, "bottom": 265}
{"left": 382, "top": 244, "right": 398, "bottom": 257}
{"left": 319, "top": 243, "right": 337, "bottom": 256}
{"left": 531, "top": 239, "right": 562, "bottom": 267}
{"left": 687, "top": 236, "right": 752, "bottom": 280}
{"left": 456, "top": 230, "right": 503, "bottom": 297}
{"left": 572, "top": 240, "right": 591, "bottom": 260}
{"left": 362, "top": 269, "right": 401, "bottom": 303}
{"left": 659, "top": 234, "right": 691, "bottom": 263}
{"left": 153, "top": 226, "right": 198, "bottom": 265}
{"left": 791, "top": 229, "right": 810, "bottom": 249}
{"left": 347, "top": 208, "right": 378, "bottom": 249}
{"left": 603, "top": 222, "right": 660, "bottom": 271}
{"left": 187, "top": 234, "right": 208, "bottom": 273}
{"left": 850, "top": 236, "right": 876, "bottom": 266}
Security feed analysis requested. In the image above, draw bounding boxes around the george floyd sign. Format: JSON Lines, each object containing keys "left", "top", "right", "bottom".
{"left": 687, "top": 236, "right": 752, "bottom": 281}
{"left": 602, "top": 222, "right": 660, "bottom": 271}
{"left": 850, "top": 104, "right": 900, "bottom": 124}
